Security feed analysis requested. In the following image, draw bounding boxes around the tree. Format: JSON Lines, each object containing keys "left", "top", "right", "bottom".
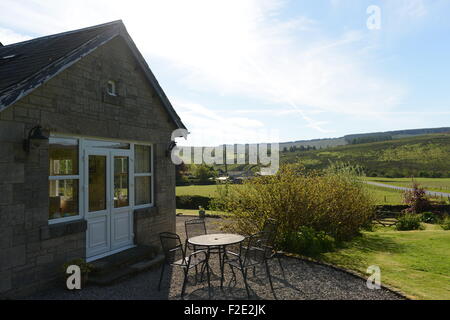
{"left": 194, "top": 164, "right": 217, "bottom": 183}
{"left": 176, "top": 163, "right": 189, "bottom": 186}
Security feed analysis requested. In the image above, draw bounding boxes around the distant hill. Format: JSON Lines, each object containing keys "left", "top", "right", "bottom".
{"left": 184, "top": 127, "right": 450, "bottom": 178}
{"left": 280, "top": 137, "right": 346, "bottom": 150}
{"left": 281, "top": 133, "right": 450, "bottom": 178}
{"left": 280, "top": 127, "right": 450, "bottom": 150}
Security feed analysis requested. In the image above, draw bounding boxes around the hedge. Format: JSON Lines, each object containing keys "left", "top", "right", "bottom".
{"left": 176, "top": 195, "right": 212, "bottom": 210}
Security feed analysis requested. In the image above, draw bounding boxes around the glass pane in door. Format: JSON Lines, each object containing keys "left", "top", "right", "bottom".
{"left": 114, "top": 156, "right": 129, "bottom": 208}
{"left": 89, "top": 155, "right": 107, "bottom": 212}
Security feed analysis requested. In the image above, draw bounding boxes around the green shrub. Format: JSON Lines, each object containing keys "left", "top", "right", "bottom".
{"left": 396, "top": 214, "right": 424, "bottom": 231}
{"left": 440, "top": 215, "right": 450, "bottom": 230}
{"left": 281, "top": 226, "right": 335, "bottom": 257}
{"left": 216, "top": 163, "right": 375, "bottom": 242}
{"left": 421, "top": 212, "right": 439, "bottom": 224}
{"left": 176, "top": 195, "right": 212, "bottom": 210}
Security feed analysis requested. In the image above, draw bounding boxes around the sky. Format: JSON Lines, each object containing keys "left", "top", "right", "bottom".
{"left": 1, "top": 0, "right": 450, "bottom": 146}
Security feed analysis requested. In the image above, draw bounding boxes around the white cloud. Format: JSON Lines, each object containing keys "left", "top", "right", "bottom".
{"left": 173, "top": 99, "right": 279, "bottom": 146}
{"left": 0, "top": 28, "right": 31, "bottom": 45}
{"left": 0, "top": 0, "right": 409, "bottom": 137}
{"left": 394, "top": 0, "right": 427, "bottom": 18}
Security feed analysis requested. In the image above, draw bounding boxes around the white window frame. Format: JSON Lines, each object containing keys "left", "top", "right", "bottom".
{"left": 48, "top": 137, "right": 83, "bottom": 225}
{"left": 107, "top": 80, "right": 117, "bottom": 96}
{"left": 48, "top": 135, "right": 155, "bottom": 225}
{"left": 133, "top": 143, "right": 154, "bottom": 210}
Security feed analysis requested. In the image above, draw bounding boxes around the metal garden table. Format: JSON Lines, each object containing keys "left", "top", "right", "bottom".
{"left": 188, "top": 233, "right": 245, "bottom": 292}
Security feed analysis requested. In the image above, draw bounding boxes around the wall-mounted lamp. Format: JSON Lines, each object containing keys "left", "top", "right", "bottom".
{"left": 166, "top": 140, "right": 177, "bottom": 157}
{"left": 23, "top": 125, "right": 48, "bottom": 153}
{"left": 167, "top": 129, "right": 189, "bottom": 158}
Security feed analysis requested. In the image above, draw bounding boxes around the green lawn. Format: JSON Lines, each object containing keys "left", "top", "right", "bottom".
{"left": 365, "top": 177, "right": 450, "bottom": 194}
{"left": 176, "top": 185, "right": 220, "bottom": 197}
{"left": 365, "top": 184, "right": 405, "bottom": 205}
{"left": 321, "top": 225, "right": 450, "bottom": 300}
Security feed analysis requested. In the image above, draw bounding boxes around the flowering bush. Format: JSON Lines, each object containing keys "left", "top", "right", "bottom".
{"left": 403, "top": 182, "right": 431, "bottom": 214}
{"left": 214, "top": 163, "right": 375, "bottom": 242}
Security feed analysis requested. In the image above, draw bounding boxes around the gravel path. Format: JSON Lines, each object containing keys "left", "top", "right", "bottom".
{"left": 27, "top": 216, "right": 404, "bottom": 300}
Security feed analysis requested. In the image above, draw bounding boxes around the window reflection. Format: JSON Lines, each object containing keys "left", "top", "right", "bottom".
{"left": 114, "top": 156, "right": 129, "bottom": 208}
{"left": 134, "top": 145, "right": 153, "bottom": 206}
{"left": 135, "top": 145, "right": 151, "bottom": 173}
{"left": 89, "top": 155, "right": 107, "bottom": 212}
{"left": 49, "top": 137, "right": 78, "bottom": 176}
{"left": 49, "top": 179, "right": 79, "bottom": 220}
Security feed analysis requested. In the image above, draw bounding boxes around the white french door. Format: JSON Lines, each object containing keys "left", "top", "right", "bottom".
{"left": 85, "top": 149, "right": 134, "bottom": 260}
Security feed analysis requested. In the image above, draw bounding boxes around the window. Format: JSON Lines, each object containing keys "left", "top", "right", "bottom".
{"left": 134, "top": 145, "right": 153, "bottom": 207}
{"left": 107, "top": 80, "right": 117, "bottom": 96}
{"left": 49, "top": 137, "right": 80, "bottom": 221}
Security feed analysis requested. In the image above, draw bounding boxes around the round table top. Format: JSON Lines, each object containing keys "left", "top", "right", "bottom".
{"left": 188, "top": 233, "right": 245, "bottom": 247}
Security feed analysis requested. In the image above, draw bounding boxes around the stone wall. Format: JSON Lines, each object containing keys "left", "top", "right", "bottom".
{"left": 0, "top": 35, "right": 177, "bottom": 298}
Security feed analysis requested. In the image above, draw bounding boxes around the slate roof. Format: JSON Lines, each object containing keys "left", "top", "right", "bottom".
{"left": 0, "top": 20, "right": 186, "bottom": 130}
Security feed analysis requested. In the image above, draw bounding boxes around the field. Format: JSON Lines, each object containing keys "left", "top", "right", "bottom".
{"left": 365, "top": 184, "right": 405, "bottom": 205}
{"left": 282, "top": 133, "right": 450, "bottom": 178}
{"left": 365, "top": 177, "right": 450, "bottom": 193}
{"left": 321, "top": 225, "right": 450, "bottom": 300}
{"left": 177, "top": 182, "right": 445, "bottom": 206}
{"left": 207, "top": 133, "right": 450, "bottom": 179}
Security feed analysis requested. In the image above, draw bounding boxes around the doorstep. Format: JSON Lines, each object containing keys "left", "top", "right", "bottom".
{"left": 88, "top": 245, "right": 164, "bottom": 286}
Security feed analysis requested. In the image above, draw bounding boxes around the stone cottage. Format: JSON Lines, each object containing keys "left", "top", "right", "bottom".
{"left": 0, "top": 20, "right": 186, "bottom": 298}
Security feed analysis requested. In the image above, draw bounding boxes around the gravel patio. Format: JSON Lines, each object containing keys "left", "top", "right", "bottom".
{"left": 28, "top": 216, "right": 404, "bottom": 300}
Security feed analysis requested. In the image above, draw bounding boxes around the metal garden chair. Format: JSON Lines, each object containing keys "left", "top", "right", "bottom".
{"left": 185, "top": 219, "right": 223, "bottom": 274}
{"left": 158, "top": 232, "right": 211, "bottom": 298}
{"left": 223, "top": 231, "right": 276, "bottom": 299}
{"left": 261, "top": 218, "right": 285, "bottom": 278}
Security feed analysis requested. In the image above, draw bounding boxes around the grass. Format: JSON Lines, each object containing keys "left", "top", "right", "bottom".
{"left": 365, "top": 177, "right": 450, "bottom": 194}
{"left": 177, "top": 183, "right": 407, "bottom": 205}
{"left": 321, "top": 225, "right": 450, "bottom": 300}
{"left": 176, "top": 183, "right": 432, "bottom": 206}
{"left": 365, "top": 184, "right": 405, "bottom": 205}
{"left": 176, "top": 208, "right": 228, "bottom": 216}
{"left": 176, "top": 185, "right": 220, "bottom": 197}
{"left": 363, "top": 178, "right": 450, "bottom": 205}
{"left": 176, "top": 177, "right": 450, "bottom": 208}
